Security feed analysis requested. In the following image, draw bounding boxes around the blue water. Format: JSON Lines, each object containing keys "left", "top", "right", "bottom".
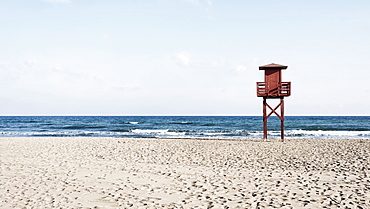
{"left": 0, "top": 116, "right": 369, "bottom": 139}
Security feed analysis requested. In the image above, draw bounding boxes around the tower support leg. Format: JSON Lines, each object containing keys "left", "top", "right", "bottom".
{"left": 263, "top": 97, "right": 267, "bottom": 140}
{"left": 262, "top": 97, "right": 286, "bottom": 141}
{"left": 280, "top": 97, "right": 285, "bottom": 142}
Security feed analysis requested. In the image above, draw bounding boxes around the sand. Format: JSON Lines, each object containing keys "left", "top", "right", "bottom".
{"left": 0, "top": 137, "right": 369, "bottom": 208}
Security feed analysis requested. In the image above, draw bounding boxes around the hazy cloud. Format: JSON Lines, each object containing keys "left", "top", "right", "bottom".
{"left": 174, "top": 52, "right": 192, "bottom": 67}
{"left": 183, "top": 0, "right": 212, "bottom": 10}
{"left": 102, "top": 34, "right": 111, "bottom": 40}
{"left": 23, "top": 59, "right": 38, "bottom": 67}
{"left": 211, "top": 59, "right": 226, "bottom": 68}
{"left": 43, "top": 0, "right": 72, "bottom": 3}
{"left": 183, "top": 0, "right": 200, "bottom": 6}
{"left": 235, "top": 65, "right": 247, "bottom": 73}
{"left": 51, "top": 64, "right": 64, "bottom": 72}
{"left": 0, "top": 62, "right": 11, "bottom": 69}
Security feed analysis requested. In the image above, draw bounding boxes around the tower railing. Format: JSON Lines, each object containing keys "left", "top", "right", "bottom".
{"left": 256, "top": 82, "right": 291, "bottom": 97}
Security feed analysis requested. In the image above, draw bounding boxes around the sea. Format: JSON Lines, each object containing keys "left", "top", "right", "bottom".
{"left": 0, "top": 116, "right": 369, "bottom": 139}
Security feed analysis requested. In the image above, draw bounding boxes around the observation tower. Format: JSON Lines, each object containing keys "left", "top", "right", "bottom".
{"left": 256, "top": 63, "right": 291, "bottom": 141}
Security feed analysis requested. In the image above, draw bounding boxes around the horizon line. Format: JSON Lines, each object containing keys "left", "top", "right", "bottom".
{"left": 0, "top": 114, "right": 369, "bottom": 116}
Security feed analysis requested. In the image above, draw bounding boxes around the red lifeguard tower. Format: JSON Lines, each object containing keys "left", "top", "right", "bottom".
{"left": 256, "top": 63, "right": 291, "bottom": 141}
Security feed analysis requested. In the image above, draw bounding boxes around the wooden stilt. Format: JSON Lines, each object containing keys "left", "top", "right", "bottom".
{"left": 280, "top": 97, "right": 284, "bottom": 142}
{"left": 263, "top": 97, "right": 267, "bottom": 140}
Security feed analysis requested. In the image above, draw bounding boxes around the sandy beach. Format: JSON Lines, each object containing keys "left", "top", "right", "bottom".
{"left": 0, "top": 137, "right": 369, "bottom": 208}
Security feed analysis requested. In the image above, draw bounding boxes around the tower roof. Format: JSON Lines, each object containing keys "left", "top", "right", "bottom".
{"left": 259, "top": 63, "right": 288, "bottom": 70}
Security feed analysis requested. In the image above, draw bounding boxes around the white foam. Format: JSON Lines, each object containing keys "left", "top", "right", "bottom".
{"left": 237, "top": 130, "right": 370, "bottom": 139}
{"left": 286, "top": 130, "right": 370, "bottom": 137}
{"left": 2, "top": 129, "right": 370, "bottom": 139}
{"left": 131, "top": 129, "right": 185, "bottom": 136}
{"left": 201, "top": 132, "right": 227, "bottom": 136}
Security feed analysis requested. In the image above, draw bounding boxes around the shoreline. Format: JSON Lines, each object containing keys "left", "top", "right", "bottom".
{"left": 1, "top": 137, "right": 369, "bottom": 208}
{"left": 2, "top": 136, "right": 370, "bottom": 140}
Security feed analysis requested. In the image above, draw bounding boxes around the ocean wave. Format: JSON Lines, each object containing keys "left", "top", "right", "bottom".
{"left": 131, "top": 129, "right": 186, "bottom": 136}
{"left": 121, "top": 122, "right": 139, "bottom": 124}
{"left": 110, "top": 129, "right": 131, "bottom": 132}
{"left": 169, "top": 122, "right": 194, "bottom": 125}
{"left": 168, "top": 129, "right": 191, "bottom": 132}
{"left": 0, "top": 131, "right": 103, "bottom": 137}
{"left": 283, "top": 130, "right": 370, "bottom": 139}
{"left": 1, "top": 129, "right": 370, "bottom": 139}
{"left": 201, "top": 123, "right": 216, "bottom": 126}
{"left": 61, "top": 125, "right": 107, "bottom": 130}
{"left": 301, "top": 126, "right": 370, "bottom": 131}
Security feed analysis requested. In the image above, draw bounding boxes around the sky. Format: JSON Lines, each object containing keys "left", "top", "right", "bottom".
{"left": 0, "top": 0, "right": 369, "bottom": 116}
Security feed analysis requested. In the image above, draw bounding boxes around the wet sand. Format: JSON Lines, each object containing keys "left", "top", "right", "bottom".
{"left": 1, "top": 137, "right": 369, "bottom": 208}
